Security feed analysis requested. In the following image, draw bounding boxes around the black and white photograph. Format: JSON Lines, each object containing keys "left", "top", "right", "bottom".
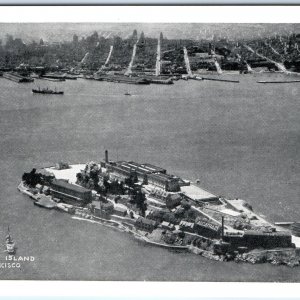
{"left": 0, "top": 5, "right": 299, "bottom": 284}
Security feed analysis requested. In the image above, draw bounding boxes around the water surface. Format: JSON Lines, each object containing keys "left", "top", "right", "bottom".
{"left": 0, "top": 74, "right": 299, "bottom": 281}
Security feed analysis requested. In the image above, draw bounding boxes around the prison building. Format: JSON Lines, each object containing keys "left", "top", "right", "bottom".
{"left": 50, "top": 179, "right": 92, "bottom": 206}
{"left": 121, "top": 162, "right": 149, "bottom": 182}
{"left": 125, "top": 162, "right": 166, "bottom": 174}
{"left": 115, "top": 161, "right": 156, "bottom": 183}
{"left": 109, "top": 160, "right": 180, "bottom": 191}
{"left": 147, "top": 172, "right": 180, "bottom": 192}
{"left": 108, "top": 164, "right": 132, "bottom": 182}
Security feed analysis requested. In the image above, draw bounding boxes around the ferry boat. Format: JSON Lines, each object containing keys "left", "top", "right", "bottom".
{"left": 32, "top": 87, "right": 64, "bottom": 95}
{"left": 5, "top": 226, "right": 16, "bottom": 255}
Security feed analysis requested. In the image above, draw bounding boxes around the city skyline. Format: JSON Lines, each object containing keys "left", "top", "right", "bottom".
{"left": 0, "top": 23, "right": 299, "bottom": 44}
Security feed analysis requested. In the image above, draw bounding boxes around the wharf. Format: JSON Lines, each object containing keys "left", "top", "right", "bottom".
{"left": 201, "top": 76, "right": 240, "bottom": 83}
{"left": 258, "top": 80, "right": 300, "bottom": 84}
{"left": 39, "top": 77, "right": 66, "bottom": 82}
{"left": 3, "top": 72, "right": 34, "bottom": 83}
{"left": 34, "top": 196, "right": 57, "bottom": 209}
{"left": 95, "top": 74, "right": 150, "bottom": 85}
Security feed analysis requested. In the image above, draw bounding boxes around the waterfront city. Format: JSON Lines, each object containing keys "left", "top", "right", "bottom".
{"left": 0, "top": 23, "right": 300, "bottom": 281}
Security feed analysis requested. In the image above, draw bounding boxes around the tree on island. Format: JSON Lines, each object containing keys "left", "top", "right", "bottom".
{"left": 124, "top": 173, "right": 138, "bottom": 188}
{"left": 101, "top": 177, "right": 125, "bottom": 195}
{"left": 130, "top": 188, "right": 147, "bottom": 217}
{"left": 22, "top": 168, "right": 43, "bottom": 187}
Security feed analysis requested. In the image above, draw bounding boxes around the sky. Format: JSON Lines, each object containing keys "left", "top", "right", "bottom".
{"left": 0, "top": 23, "right": 299, "bottom": 43}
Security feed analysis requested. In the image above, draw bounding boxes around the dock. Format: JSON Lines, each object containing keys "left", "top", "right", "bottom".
{"left": 257, "top": 80, "right": 300, "bottom": 84}
{"left": 201, "top": 77, "right": 240, "bottom": 83}
{"left": 3, "top": 72, "right": 34, "bottom": 83}
{"left": 274, "top": 222, "right": 294, "bottom": 226}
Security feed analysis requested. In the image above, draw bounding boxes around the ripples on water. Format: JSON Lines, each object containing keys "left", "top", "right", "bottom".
{"left": 0, "top": 74, "right": 299, "bottom": 281}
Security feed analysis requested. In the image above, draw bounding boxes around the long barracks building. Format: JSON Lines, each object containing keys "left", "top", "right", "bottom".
{"left": 50, "top": 179, "right": 92, "bottom": 206}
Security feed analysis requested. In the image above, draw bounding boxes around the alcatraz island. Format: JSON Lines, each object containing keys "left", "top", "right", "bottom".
{"left": 18, "top": 150, "right": 300, "bottom": 267}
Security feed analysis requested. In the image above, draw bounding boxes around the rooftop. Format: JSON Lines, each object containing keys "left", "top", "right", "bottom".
{"left": 136, "top": 217, "right": 157, "bottom": 226}
{"left": 114, "top": 205, "right": 127, "bottom": 212}
{"left": 45, "top": 164, "right": 86, "bottom": 184}
{"left": 51, "top": 179, "right": 91, "bottom": 194}
{"left": 180, "top": 185, "right": 217, "bottom": 201}
{"left": 140, "top": 163, "right": 166, "bottom": 173}
{"left": 117, "top": 161, "right": 167, "bottom": 175}
{"left": 148, "top": 172, "right": 177, "bottom": 182}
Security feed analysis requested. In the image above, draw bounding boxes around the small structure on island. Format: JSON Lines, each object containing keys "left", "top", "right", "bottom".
{"left": 135, "top": 217, "right": 157, "bottom": 232}
{"left": 93, "top": 201, "right": 114, "bottom": 218}
{"left": 161, "top": 221, "right": 175, "bottom": 231}
{"left": 100, "top": 201, "right": 114, "bottom": 214}
{"left": 55, "top": 162, "right": 70, "bottom": 170}
{"left": 179, "top": 220, "right": 195, "bottom": 233}
{"left": 113, "top": 205, "right": 127, "bottom": 217}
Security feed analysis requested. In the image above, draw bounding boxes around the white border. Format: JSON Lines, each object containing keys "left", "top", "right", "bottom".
{"left": 0, "top": 6, "right": 299, "bottom": 23}
{"left": 0, "top": 281, "right": 300, "bottom": 297}
{"left": 0, "top": 5, "right": 299, "bottom": 299}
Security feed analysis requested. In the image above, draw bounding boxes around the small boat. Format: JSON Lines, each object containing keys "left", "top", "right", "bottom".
{"left": 32, "top": 87, "right": 64, "bottom": 95}
{"left": 5, "top": 226, "right": 16, "bottom": 255}
{"left": 124, "top": 92, "right": 131, "bottom": 96}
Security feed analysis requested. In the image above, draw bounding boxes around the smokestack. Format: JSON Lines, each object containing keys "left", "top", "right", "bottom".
{"left": 105, "top": 150, "right": 108, "bottom": 163}
{"left": 221, "top": 216, "right": 224, "bottom": 240}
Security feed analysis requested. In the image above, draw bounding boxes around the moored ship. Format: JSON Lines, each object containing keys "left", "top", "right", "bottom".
{"left": 147, "top": 76, "right": 174, "bottom": 84}
{"left": 32, "top": 87, "right": 64, "bottom": 95}
{"left": 41, "top": 73, "right": 77, "bottom": 80}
